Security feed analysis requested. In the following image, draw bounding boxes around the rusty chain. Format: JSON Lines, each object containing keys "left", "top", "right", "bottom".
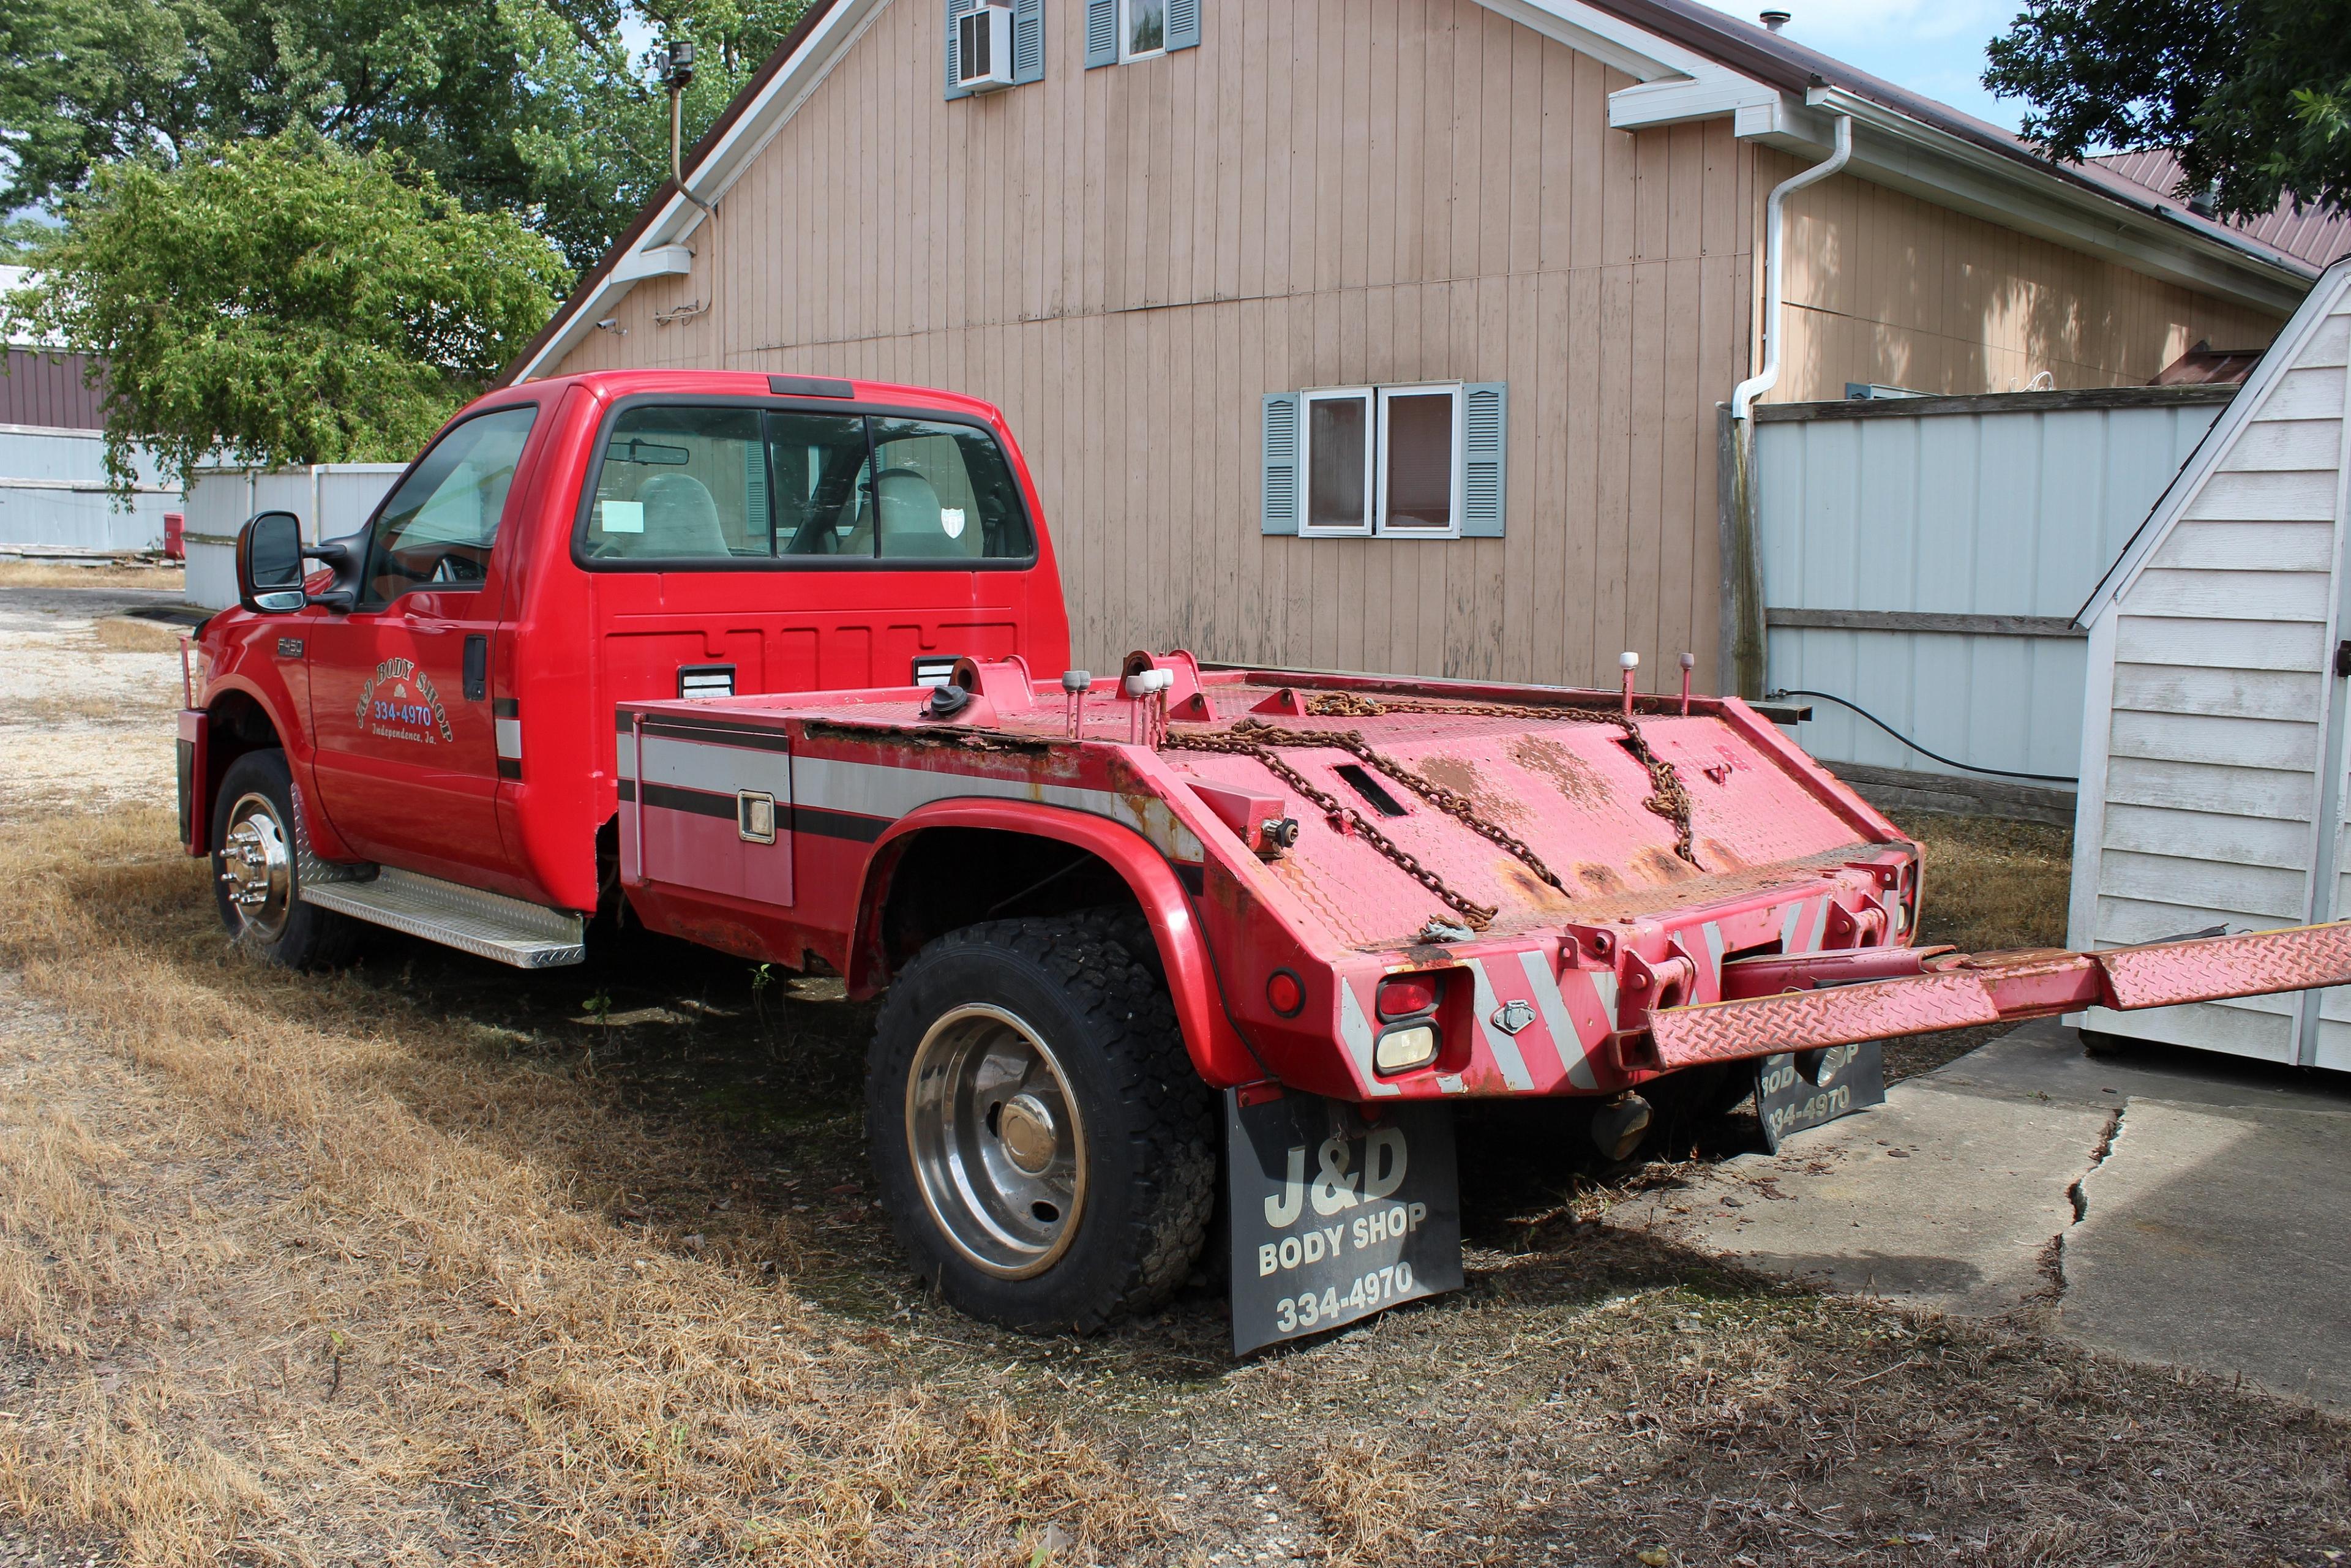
{"left": 1164, "top": 725, "right": 1501, "bottom": 929}
{"left": 1157, "top": 689, "right": 1698, "bottom": 929}
{"left": 1301, "top": 692, "right": 1701, "bottom": 866}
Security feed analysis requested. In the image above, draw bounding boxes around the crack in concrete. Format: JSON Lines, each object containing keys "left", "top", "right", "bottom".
{"left": 2043, "top": 1102, "right": 2128, "bottom": 1299}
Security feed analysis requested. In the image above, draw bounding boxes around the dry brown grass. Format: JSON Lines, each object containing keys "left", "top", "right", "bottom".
{"left": 91, "top": 617, "right": 189, "bottom": 655}
{"left": 1900, "top": 812, "right": 2071, "bottom": 955}
{"left": 0, "top": 561, "right": 182, "bottom": 591}
{"left": 0, "top": 809, "right": 1171, "bottom": 1566}
{"left": 1296, "top": 1437, "right": 1423, "bottom": 1566}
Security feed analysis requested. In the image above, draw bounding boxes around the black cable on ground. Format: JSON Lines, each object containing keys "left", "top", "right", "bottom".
{"left": 1766, "top": 688, "right": 2080, "bottom": 786}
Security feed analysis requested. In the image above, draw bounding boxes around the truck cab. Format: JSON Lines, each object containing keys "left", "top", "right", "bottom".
{"left": 182, "top": 370, "right": 1072, "bottom": 953}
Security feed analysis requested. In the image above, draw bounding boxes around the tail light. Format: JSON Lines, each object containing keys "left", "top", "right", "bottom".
{"left": 1373, "top": 972, "right": 1445, "bottom": 1076}
{"left": 1377, "top": 973, "right": 1441, "bottom": 1019}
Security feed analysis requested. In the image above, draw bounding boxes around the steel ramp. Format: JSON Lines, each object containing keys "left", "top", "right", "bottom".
{"left": 301, "top": 866, "right": 586, "bottom": 968}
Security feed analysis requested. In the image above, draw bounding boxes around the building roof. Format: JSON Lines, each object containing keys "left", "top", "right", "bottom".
{"left": 2091, "top": 149, "right": 2351, "bottom": 271}
{"left": 503, "top": 0, "right": 2326, "bottom": 384}
{"left": 1581, "top": 0, "right": 2324, "bottom": 282}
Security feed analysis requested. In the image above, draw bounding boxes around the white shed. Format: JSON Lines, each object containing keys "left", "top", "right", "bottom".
{"left": 2071, "top": 255, "right": 2351, "bottom": 1069}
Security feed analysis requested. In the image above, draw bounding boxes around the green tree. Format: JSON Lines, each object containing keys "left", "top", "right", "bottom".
{"left": 1, "top": 132, "right": 568, "bottom": 490}
{"left": 0, "top": 0, "right": 810, "bottom": 277}
{"left": 1984, "top": 0, "right": 2351, "bottom": 222}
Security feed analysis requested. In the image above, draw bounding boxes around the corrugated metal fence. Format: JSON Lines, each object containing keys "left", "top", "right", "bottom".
{"left": 1750, "top": 385, "right": 2235, "bottom": 819}
{"left": 184, "top": 465, "right": 405, "bottom": 609}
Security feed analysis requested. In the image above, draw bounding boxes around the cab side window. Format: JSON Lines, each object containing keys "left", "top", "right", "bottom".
{"left": 585, "top": 406, "right": 770, "bottom": 560}
{"left": 363, "top": 405, "right": 538, "bottom": 604}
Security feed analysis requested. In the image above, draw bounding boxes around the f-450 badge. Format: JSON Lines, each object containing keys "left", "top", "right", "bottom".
{"left": 354, "top": 657, "right": 453, "bottom": 745}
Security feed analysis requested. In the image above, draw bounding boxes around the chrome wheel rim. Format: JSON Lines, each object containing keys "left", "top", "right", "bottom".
{"left": 218, "top": 791, "right": 293, "bottom": 942}
{"left": 904, "top": 1003, "right": 1086, "bottom": 1278}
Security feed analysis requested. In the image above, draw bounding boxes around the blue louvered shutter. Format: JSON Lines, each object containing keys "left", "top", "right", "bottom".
{"left": 1084, "top": 0, "right": 1117, "bottom": 66}
{"left": 1166, "top": 0, "right": 1199, "bottom": 50}
{"left": 1262, "top": 393, "right": 1299, "bottom": 535}
{"left": 944, "top": 0, "right": 977, "bottom": 99}
{"left": 1013, "top": 0, "right": 1044, "bottom": 82}
{"left": 1459, "top": 383, "right": 1506, "bottom": 537}
{"left": 744, "top": 440, "right": 771, "bottom": 548}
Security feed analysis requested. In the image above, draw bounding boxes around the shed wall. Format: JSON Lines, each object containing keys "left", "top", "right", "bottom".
{"left": 1753, "top": 154, "right": 2289, "bottom": 402}
{"left": 543, "top": 0, "right": 1757, "bottom": 691}
{"left": 2073, "top": 285, "right": 2351, "bottom": 1065}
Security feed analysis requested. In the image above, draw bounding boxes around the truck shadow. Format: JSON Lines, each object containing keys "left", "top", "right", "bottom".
{"left": 278, "top": 918, "right": 1798, "bottom": 1377}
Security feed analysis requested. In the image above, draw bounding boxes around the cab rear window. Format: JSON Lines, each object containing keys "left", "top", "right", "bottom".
{"left": 580, "top": 403, "right": 1035, "bottom": 568}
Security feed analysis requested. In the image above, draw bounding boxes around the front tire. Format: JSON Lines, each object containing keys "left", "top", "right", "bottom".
{"left": 866, "top": 912, "right": 1217, "bottom": 1334}
{"left": 210, "top": 749, "right": 359, "bottom": 970}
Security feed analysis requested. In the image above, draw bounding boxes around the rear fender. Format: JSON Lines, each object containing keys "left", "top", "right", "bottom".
{"left": 849, "top": 798, "right": 1257, "bottom": 1087}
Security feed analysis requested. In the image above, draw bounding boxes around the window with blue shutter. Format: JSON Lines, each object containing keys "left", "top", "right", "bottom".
{"left": 1013, "top": 0, "right": 1044, "bottom": 83}
{"left": 1459, "top": 383, "right": 1507, "bottom": 537}
{"left": 1263, "top": 381, "right": 1504, "bottom": 539}
{"left": 1261, "top": 394, "right": 1299, "bottom": 536}
{"left": 948, "top": 0, "right": 1042, "bottom": 95}
{"left": 944, "top": 0, "right": 978, "bottom": 99}
{"left": 1085, "top": 0, "right": 1117, "bottom": 66}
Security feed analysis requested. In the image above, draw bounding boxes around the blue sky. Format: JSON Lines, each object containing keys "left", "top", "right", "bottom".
{"left": 1690, "top": 0, "right": 2028, "bottom": 133}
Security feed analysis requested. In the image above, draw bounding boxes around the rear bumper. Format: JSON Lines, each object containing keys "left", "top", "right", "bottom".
{"left": 1290, "top": 853, "right": 1914, "bottom": 1103}
{"left": 1646, "top": 922, "right": 2351, "bottom": 1069}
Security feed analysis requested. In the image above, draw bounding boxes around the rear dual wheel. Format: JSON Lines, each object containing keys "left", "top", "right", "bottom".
{"left": 866, "top": 912, "right": 1217, "bottom": 1334}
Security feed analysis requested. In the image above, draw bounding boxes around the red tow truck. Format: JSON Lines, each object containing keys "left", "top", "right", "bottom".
{"left": 184, "top": 369, "right": 2351, "bottom": 1351}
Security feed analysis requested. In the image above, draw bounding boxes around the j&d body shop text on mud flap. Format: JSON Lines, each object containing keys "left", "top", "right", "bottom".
{"left": 1226, "top": 1089, "right": 1464, "bottom": 1355}
{"left": 1754, "top": 1041, "right": 1888, "bottom": 1152}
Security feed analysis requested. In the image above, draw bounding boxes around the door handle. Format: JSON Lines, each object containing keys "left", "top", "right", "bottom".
{"left": 463, "top": 635, "right": 488, "bottom": 701}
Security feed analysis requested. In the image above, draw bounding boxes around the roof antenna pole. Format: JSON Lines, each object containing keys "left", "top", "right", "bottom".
{"left": 1731, "top": 113, "right": 1852, "bottom": 421}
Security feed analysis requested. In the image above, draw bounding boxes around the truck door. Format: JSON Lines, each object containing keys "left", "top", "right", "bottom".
{"left": 302, "top": 404, "right": 540, "bottom": 882}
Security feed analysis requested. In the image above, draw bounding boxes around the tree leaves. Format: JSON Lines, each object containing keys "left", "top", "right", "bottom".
{"left": 0, "top": 0, "right": 813, "bottom": 275}
{"left": 1, "top": 132, "right": 569, "bottom": 489}
{"left": 1983, "top": 0, "right": 2351, "bottom": 222}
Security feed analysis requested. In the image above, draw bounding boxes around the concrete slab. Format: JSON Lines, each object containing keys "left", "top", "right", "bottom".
{"left": 2063, "top": 1097, "right": 2351, "bottom": 1406}
{"left": 1608, "top": 1018, "right": 2351, "bottom": 1406}
{"left": 1611, "top": 1078, "right": 2107, "bottom": 1316}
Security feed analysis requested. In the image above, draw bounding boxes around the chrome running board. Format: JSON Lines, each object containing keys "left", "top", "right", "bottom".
{"left": 301, "top": 866, "right": 586, "bottom": 969}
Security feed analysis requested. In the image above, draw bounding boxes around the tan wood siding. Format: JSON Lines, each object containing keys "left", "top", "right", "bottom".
{"left": 1752, "top": 152, "right": 2289, "bottom": 401}
{"left": 546, "top": 0, "right": 1756, "bottom": 690}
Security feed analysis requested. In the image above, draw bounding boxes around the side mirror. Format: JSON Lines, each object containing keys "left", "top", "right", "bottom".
{"left": 236, "top": 511, "right": 308, "bottom": 613}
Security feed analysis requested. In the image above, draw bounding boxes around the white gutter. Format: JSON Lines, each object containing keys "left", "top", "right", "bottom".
{"left": 1731, "top": 113, "right": 1851, "bottom": 422}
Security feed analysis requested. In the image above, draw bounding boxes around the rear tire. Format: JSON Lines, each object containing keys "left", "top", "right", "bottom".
{"left": 866, "top": 911, "right": 1217, "bottom": 1334}
{"left": 210, "top": 749, "right": 361, "bottom": 970}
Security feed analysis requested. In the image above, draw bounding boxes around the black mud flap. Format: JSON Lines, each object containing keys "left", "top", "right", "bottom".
{"left": 1756, "top": 1041, "right": 1886, "bottom": 1152}
{"left": 1225, "top": 1089, "right": 1463, "bottom": 1355}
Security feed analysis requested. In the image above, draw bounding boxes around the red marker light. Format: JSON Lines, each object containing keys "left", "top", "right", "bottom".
{"left": 1377, "top": 973, "right": 1441, "bottom": 1019}
{"left": 1265, "top": 969, "right": 1305, "bottom": 1016}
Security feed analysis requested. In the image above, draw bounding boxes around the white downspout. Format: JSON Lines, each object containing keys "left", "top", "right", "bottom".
{"left": 1731, "top": 114, "right": 1853, "bottom": 421}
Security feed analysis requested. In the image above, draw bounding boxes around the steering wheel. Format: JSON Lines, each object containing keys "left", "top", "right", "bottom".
{"left": 430, "top": 552, "right": 486, "bottom": 584}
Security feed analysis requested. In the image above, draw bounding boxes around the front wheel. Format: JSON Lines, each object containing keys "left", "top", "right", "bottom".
{"left": 866, "top": 912, "right": 1217, "bottom": 1334}
{"left": 211, "top": 749, "right": 359, "bottom": 970}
